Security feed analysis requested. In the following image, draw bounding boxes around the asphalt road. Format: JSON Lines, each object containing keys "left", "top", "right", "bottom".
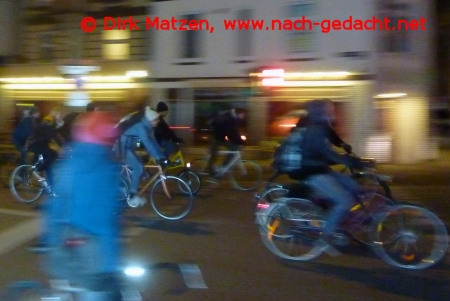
{"left": 0, "top": 155, "right": 449, "bottom": 301}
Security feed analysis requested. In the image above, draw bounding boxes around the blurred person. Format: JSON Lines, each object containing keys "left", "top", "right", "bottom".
{"left": 12, "top": 106, "right": 41, "bottom": 166}
{"left": 44, "top": 111, "right": 123, "bottom": 300}
{"left": 293, "top": 99, "right": 366, "bottom": 252}
{"left": 154, "top": 101, "right": 184, "bottom": 158}
{"left": 205, "top": 107, "right": 246, "bottom": 177}
{"left": 27, "top": 107, "right": 64, "bottom": 188}
{"left": 117, "top": 106, "right": 167, "bottom": 207}
{"left": 59, "top": 102, "right": 100, "bottom": 144}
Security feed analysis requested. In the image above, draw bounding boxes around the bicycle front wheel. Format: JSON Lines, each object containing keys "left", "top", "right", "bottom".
{"left": 177, "top": 169, "right": 201, "bottom": 194}
{"left": 230, "top": 160, "right": 262, "bottom": 191}
{"left": 371, "top": 205, "right": 449, "bottom": 269}
{"left": 149, "top": 176, "right": 194, "bottom": 220}
{"left": 9, "top": 165, "right": 44, "bottom": 203}
{"left": 259, "top": 198, "right": 326, "bottom": 261}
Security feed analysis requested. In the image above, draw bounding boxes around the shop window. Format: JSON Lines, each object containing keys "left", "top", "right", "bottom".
{"left": 102, "top": 29, "right": 130, "bottom": 60}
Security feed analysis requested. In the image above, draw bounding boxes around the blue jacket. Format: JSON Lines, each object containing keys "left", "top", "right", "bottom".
{"left": 119, "top": 116, "right": 164, "bottom": 160}
{"left": 48, "top": 142, "right": 122, "bottom": 273}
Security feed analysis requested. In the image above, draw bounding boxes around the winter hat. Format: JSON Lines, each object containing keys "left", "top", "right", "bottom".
{"left": 73, "top": 111, "right": 119, "bottom": 146}
{"left": 145, "top": 106, "right": 160, "bottom": 121}
{"left": 156, "top": 101, "right": 169, "bottom": 112}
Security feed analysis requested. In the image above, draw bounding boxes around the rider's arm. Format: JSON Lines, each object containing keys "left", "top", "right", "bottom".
{"left": 309, "top": 126, "right": 358, "bottom": 167}
{"left": 136, "top": 123, "right": 165, "bottom": 160}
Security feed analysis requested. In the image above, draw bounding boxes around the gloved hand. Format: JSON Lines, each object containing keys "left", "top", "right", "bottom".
{"left": 342, "top": 143, "right": 352, "bottom": 154}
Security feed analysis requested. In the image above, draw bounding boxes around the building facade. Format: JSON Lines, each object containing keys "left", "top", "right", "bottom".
{"left": 0, "top": 0, "right": 438, "bottom": 163}
{"left": 148, "top": 0, "right": 437, "bottom": 163}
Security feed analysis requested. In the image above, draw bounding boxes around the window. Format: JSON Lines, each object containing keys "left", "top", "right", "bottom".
{"left": 380, "top": 3, "right": 412, "bottom": 53}
{"left": 180, "top": 13, "right": 203, "bottom": 59}
{"left": 236, "top": 8, "right": 253, "bottom": 57}
{"left": 102, "top": 29, "right": 130, "bottom": 60}
{"left": 41, "top": 31, "right": 56, "bottom": 62}
{"left": 284, "top": 2, "right": 318, "bottom": 53}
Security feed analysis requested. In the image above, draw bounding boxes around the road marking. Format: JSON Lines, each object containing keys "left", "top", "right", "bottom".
{"left": 178, "top": 264, "right": 208, "bottom": 289}
{"left": 0, "top": 218, "right": 40, "bottom": 256}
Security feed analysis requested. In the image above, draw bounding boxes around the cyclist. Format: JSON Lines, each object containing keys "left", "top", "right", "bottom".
{"left": 117, "top": 106, "right": 167, "bottom": 207}
{"left": 154, "top": 101, "right": 184, "bottom": 158}
{"left": 27, "top": 107, "right": 64, "bottom": 188}
{"left": 12, "top": 106, "right": 41, "bottom": 166}
{"left": 205, "top": 107, "right": 246, "bottom": 177}
{"left": 45, "top": 111, "right": 123, "bottom": 299}
{"left": 295, "top": 99, "right": 366, "bottom": 253}
{"left": 59, "top": 102, "right": 99, "bottom": 144}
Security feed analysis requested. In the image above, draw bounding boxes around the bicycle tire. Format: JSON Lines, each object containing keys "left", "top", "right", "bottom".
{"left": 254, "top": 186, "right": 289, "bottom": 222}
{"left": 370, "top": 204, "right": 449, "bottom": 269}
{"left": 9, "top": 165, "right": 44, "bottom": 203}
{"left": 345, "top": 193, "right": 395, "bottom": 246}
{"left": 259, "top": 198, "right": 327, "bottom": 261}
{"left": 177, "top": 169, "right": 201, "bottom": 194}
{"left": 230, "top": 160, "right": 263, "bottom": 191}
{"left": 149, "top": 175, "right": 194, "bottom": 220}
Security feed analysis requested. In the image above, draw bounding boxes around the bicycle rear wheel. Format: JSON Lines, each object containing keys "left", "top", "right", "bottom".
{"left": 371, "top": 205, "right": 449, "bottom": 269}
{"left": 177, "top": 169, "right": 201, "bottom": 194}
{"left": 259, "top": 198, "right": 327, "bottom": 261}
{"left": 254, "top": 186, "right": 289, "bottom": 222}
{"left": 149, "top": 176, "right": 194, "bottom": 220}
{"left": 9, "top": 165, "right": 44, "bottom": 203}
{"left": 230, "top": 160, "right": 262, "bottom": 191}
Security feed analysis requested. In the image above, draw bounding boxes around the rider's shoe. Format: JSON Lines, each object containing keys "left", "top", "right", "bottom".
{"left": 128, "top": 195, "right": 147, "bottom": 208}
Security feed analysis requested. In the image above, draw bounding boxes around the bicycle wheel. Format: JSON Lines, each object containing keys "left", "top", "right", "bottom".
{"left": 254, "top": 186, "right": 289, "bottom": 223}
{"left": 177, "top": 169, "right": 201, "bottom": 194}
{"left": 9, "top": 165, "right": 44, "bottom": 203}
{"left": 259, "top": 198, "right": 327, "bottom": 261}
{"left": 345, "top": 193, "right": 395, "bottom": 246}
{"left": 371, "top": 205, "right": 449, "bottom": 269}
{"left": 149, "top": 176, "right": 194, "bottom": 220}
{"left": 230, "top": 160, "right": 263, "bottom": 191}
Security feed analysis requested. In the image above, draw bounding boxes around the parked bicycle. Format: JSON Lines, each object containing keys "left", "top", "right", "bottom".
{"left": 145, "top": 145, "right": 201, "bottom": 194}
{"left": 254, "top": 173, "right": 448, "bottom": 270}
{"left": 9, "top": 154, "right": 54, "bottom": 203}
{"left": 191, "top": 150, "right": 263, "bottom": 191}
{"left": 119, "top": 162, "right": 194, "bottom": 220}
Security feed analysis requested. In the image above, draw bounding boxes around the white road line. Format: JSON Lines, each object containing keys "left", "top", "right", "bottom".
{"left": 178, "top": 264, "right": 208, "bottom": 289}
{"left": 0, "top": 218, "right": 40, "bottom": 256}
{"left": 0, "top": 208, "right": 39, "bottom": 217}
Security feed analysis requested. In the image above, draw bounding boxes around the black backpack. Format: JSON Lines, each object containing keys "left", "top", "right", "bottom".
{"left": 272, "top": 127, "right": 306, "bottom": 173}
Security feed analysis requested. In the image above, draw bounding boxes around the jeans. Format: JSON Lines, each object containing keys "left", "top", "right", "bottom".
{"left": 306, "top": 171, "right": 361, "bottom": 237}
{"left": 13, "top": 140, "right": 28, "bottom": 166}
{"left": 124, "top": 149, "right": 144, "bottom": 195}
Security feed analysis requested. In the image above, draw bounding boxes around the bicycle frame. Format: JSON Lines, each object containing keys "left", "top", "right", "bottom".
{"left": 121, "top": 164, "right": 171, "bottom": 198}
{"left": 204, "top": 150, "right": 244, "bottom": 176}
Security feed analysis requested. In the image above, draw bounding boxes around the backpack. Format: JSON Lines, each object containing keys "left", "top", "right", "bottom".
{"left": 272, "top": 127, "right": 306, "bottom": 173}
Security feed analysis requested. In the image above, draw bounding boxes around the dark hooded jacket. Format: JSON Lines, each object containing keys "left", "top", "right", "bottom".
{"left": 300, "top": 100, "right": 360, "bottom": 175}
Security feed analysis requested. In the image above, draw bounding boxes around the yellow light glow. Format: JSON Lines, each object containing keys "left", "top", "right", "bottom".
{"left": 374, "top": 93, "right": 407, "bottom": 98}
{"left": 251, "top": 71, "right": 350, "bottom": 80}
{"left": 262, "top": 78, "right": 285, "bottom": 86}
{"left": 125, "top": 70, "right": 148, "bottom": 78}
{"left": 261, "top": 69, "right": 285, "bottom": 77}
{"left": 279, "top": 124, "right": 296, "bottom": 127}
{"left": 262, "top": 80, "right": 352, "bottom": 87}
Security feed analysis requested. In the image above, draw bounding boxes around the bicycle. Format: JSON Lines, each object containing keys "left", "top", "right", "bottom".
{"left": 9, "top": 154, "right": 54, "bottom": 203}
{"left": 191, "top": 150, "right": 263, "bottom": 191}
{"left": 119, "top": 162, "right": 194, "bottom": 220}
{"left": 254, "top": 176, "right": 449, "bottom": 270}
{"left": 145, "top": 146, "right": 201, "bottom": 194}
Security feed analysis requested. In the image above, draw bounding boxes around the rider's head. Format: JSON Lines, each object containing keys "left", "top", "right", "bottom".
{"left": 306, "top": 99, "right": 334, "bottom": 125}
{"left": 233, "top": 107, "right": 247, "bottom": 120}
{"left": 72, "top": 111, "right": 119, "bottom": 146}
{"left": 156, "top": 101, "right": 169, "bottom": 117}
{"left": 145, "top": 106, "right": 160, "bottom": 127}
